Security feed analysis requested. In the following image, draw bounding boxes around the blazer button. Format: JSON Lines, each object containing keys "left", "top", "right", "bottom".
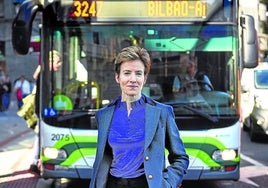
{"left": 145, "top": 156, "right": 150, "bottom": 161}
{"left": 148, "top": 174, "right": 153, "bottom": 179}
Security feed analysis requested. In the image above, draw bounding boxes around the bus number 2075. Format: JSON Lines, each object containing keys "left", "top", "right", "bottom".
{"left": 51, "top": 134, "right": 70, "bottom": 141}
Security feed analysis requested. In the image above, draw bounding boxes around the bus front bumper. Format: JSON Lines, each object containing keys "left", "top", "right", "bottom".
{"left": 41, "top": 165, "right": 92, "bottom": 179}
{"left": 183, "top": 165, "right": 240, "bottom": 180}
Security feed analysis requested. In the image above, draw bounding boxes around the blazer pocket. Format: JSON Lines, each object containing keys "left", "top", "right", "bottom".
{"left": 162, "top": 172, "right": 172, "bottom": 188}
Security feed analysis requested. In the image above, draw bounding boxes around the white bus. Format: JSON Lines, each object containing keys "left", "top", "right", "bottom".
{"left": 12, "top": 0, "right": 258, "bottom": 181}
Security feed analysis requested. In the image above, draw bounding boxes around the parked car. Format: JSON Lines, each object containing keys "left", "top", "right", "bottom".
{"left": 241, "top": 62, "right": 268, "bottom": 141}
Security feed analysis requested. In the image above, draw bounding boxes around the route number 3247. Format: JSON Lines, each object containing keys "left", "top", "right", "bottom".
{"left": 72, "top": 1, "right": 103, "bottom": 18}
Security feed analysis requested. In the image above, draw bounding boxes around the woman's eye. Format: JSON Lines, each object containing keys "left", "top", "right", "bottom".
{"left": 136, "top": 72, "right": 143, "bottom": 76}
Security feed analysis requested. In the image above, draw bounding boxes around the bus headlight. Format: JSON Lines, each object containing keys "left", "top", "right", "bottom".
{"left": 212, "top": 149, "right": 237, "bottom": 161}
{"left": 43, "top": 147, "right": 67, "bottom": 159}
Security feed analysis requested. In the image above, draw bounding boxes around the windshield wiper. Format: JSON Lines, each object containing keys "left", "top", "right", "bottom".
{"left": 164, "top": 102, "right": 219, "bottom": 123}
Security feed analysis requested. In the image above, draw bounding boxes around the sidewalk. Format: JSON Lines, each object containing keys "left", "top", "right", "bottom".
{"left": 0, "top": 101, "right": 39, "bottom": 188}
{"left": 0, "top": 102, "right": 89, "bottom": 188}
{"left": 0, "top": 101, "right": 33, "bottom": 150}
{"left": 0, "top": 148, "right": 39, "bottom": 188}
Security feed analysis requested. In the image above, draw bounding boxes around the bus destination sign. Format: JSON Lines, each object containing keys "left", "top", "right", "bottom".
{"left": 69, "top": 0, "right": 207, "bottom": 20}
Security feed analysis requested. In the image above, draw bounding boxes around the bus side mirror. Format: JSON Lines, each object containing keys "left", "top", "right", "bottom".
{"left": 240, "top": 14, "right": 258, "bottom": 68}
{"left": 12, "top": 1, "right": 42, "bottom": 55}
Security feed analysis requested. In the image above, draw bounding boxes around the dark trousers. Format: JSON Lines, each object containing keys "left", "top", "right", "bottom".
{"left": 106, "top": 174, "right": 149, "bottom": 188}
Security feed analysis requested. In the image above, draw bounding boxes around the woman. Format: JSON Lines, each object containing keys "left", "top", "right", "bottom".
{"left": 90, "top": 46, "right": 189, "bottom": 188}
{"left": 27, "top": 50, "right": 62, "bottom": 174}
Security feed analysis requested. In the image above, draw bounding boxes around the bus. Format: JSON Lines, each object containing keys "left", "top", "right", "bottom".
{"left": 12, "top": 0, "right": 258, "bottom": 181}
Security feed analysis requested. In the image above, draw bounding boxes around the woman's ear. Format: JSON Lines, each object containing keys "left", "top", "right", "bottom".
{"left": 115, "top": 73, "right": 119, "bottom": 83}
{"left": 144, "top": 76, "right": 147, "bottom": 84}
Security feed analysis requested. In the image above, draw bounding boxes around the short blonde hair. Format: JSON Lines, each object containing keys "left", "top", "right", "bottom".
{"left": 49, "top": 50, "right": 61, "bottom": 61}
{"left": 114, "top": 46, "right": 151, "bottom": 77}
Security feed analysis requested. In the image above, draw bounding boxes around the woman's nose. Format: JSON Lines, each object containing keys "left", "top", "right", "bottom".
{"left": 129, "top": 74, "right": 137, "bottom": 82}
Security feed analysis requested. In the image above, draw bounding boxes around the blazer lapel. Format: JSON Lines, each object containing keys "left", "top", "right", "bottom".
{"left": 97, "top": 106, "right": 115, "bottom": 147}
{"left": 144, "top": 104, "right": 161, "bottom": 149}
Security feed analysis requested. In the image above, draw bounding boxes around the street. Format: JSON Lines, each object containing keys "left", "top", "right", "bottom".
{"left": 182, "top": 130, "right": 268, "bottom": 188}
{"left": 0, "top": 107, "right": 268, "bottom": 188}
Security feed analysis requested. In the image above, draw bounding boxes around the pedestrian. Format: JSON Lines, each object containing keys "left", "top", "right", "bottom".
{"left": 17, "top": 50, "right": 63, "bottom": 175}
{"left": 28, "top": 64, "right": 41, "bottom": 175}
{"left": 0, "top": 77, "right": 5, "bottom": 111}
{"left": 16, "top": 76, "right": 39, "bottom": 174}
{"left": 2, "top": 74, "right": 12, "bottom": 111}
{"left": 89, "top": 46, "right": 189, "bottom": 188}
{"left": 14, "top": 75, "right": 31, "bottom": 109}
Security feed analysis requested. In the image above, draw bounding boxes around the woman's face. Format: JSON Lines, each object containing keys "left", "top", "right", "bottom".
{"left": 115, "top": 60, "right": 146, "bottom": 100}
{"left": 49, "top": 54, "right": 62, "bottom": 72}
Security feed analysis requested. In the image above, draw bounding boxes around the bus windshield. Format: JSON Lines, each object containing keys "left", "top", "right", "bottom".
{"left": 42, "top": 24, "right": 238, "bottom": 128}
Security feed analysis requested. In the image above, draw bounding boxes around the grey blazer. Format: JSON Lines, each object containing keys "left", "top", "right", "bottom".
{"left": 89, "top": 95, "right": 189, "bottom": 188}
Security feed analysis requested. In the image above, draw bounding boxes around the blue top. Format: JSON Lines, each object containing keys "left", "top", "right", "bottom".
{"left": 108, "top": 96, "right": 145, "bottom": 178}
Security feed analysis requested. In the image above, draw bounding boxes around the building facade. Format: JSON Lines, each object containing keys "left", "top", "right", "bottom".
{"left": 0, "top": 0, "right": 40, "bottom": 87}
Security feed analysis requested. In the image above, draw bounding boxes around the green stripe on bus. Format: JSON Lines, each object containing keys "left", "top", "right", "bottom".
{"left": 42, "top": 135, "right": 239, "bottom": 166}
{"left": 53, "top": 135, "right": 97, "bottom": 149}
{"left": 60, "top": 148, "right": 97, "bottom": 166}
{"left": 41, "top": 147, "right": 96, "bottom": 164}
{"left": 182, "top": 136, "right": 226, "bottom": 150}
